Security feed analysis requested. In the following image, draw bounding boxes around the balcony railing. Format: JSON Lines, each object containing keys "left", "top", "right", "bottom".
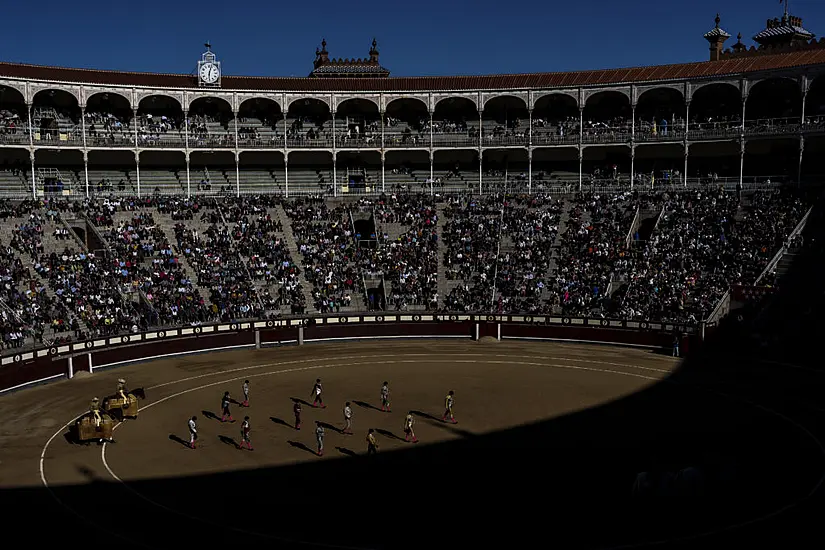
{"left": 432, "top": 133, "right": 478, "bottom": 147}
{"left": 5, "top": 116, "right": 825, "bottom": 150}
{"left": 383, "top": 133, "right": 428, "bottom": 148}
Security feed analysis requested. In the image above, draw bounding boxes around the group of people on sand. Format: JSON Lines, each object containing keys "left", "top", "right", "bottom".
{"left": 184, "top": 379, "right": 459, "bottom": 456}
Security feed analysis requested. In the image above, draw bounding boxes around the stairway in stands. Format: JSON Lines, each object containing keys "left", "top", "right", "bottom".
{"left": 542, "top": 198, "right": 569, "bottom": 302}
{"left": 272, "top": 203, "right": 317, "bottom": 313}
{"left": 435, "top": 202, "right": 452, "bottom": 309}
{"left": 152, "top": 210, "right": 215, "bottom": 311}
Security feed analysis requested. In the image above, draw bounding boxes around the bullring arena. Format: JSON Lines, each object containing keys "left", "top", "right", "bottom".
{"left": 3, "top": 4, "right": 825, "bottom": 549}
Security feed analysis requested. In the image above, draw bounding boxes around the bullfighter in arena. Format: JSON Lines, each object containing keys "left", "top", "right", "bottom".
{"left": 442, "top": 390, "right": 457, "bottom": 423}
{"left": 90, "top": 397, "right": 102, "bottom": 427}
{"left": 343, "top": 402, "right": 353, "bottom": 434}
{"left": 366, "top": 428, "right": 378, "bottom": 455}
{"left": 221, "top": 391, "right": 234, "bottom": 422}
{"left": 117, "top": 378, "right": 128, "bottom": 401}
{"left": 241, "top": 380, "right": 250, "bottom": 407}
{"left": 294, "top": 401, "right": 302, "bottom": 430}
{"left": 404, "top": 412, "right": 418, "bottom": 443}
{"left": 380, "top": 381, "right": 391, "bottom": 412}
{"left": 188, "top": 416, "right": 198, "bottom": 449}
{"left": 240, "top": 416, "right": 252, "bottom": 450}
{"left": 311, "top": 378, "right": 326, "bottom": 408}
{"left": 315, "top": 421, "right": 325, "bottom": 456}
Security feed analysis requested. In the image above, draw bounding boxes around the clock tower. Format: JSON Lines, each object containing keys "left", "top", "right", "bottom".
{"left": 197, "top": 42, "right": 222, "bottom": 88}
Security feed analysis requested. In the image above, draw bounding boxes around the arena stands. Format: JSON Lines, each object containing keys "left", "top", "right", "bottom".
{"left": 0, "top": 182, "right": 812, "bottom": 349}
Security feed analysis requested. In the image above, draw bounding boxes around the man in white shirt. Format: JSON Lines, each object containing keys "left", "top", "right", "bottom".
{"left": 343, "top": 402, "right": 353, "bottom": 434}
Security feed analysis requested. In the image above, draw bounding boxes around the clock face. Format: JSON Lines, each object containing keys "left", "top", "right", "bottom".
{"left": 200, "top": 62, "right": 220, "bottom": 84}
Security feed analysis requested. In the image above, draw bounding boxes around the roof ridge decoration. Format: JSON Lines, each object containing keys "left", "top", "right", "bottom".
{"left": 310, "top": 38, "right": 390, "bottom": 78}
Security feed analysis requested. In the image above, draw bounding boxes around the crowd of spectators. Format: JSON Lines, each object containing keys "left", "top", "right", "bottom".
{"left": 545, "top": 193, "right": 637, "bottom": 316}
{"left": 367, "top": 193, "right": 439, "bottom": 310}
{"left": 614, "top": 189, "right": 806, "bottom": 323}
{"left": 495, "top": 194, "right": 563, "bottom": 313}
{"left": 173, "top": 201, "right": 263, "bottom": 321}
{"left": 0, "top": 188, "right": 811, "bottom": 348}
{"left": 223, "top": 196, "right": 306, "bottom": 314}
{"left": 283, "top": 197, "right": 360, "bottom": 313}
{"left": 442, "top": 195, "right": 502, "bottom": 311}
{"left": 94, "top": 204, "right": 211, "bottom": 326}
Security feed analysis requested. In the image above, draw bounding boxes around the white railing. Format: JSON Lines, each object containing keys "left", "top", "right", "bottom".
{"left": 625, "top": 206, "right": 640, "bottom": 249}
{"left": 704, "top": 289, "right": 732, "bottom": 324}
{"left": 754, "top": 205, "right": 813, "bottom": 285}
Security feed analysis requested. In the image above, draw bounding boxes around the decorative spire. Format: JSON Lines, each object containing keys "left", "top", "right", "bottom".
{"left": 732, "top": 32, "right": 747, "bottom": 54}
{"left": 204, "top": 41, "right": 211, "bottom": 51}
{"left": 369, "top": 38, "right": 379, "bottom": 63}
{"left": 704, "top": 14, "right": 731, "bottom": 61}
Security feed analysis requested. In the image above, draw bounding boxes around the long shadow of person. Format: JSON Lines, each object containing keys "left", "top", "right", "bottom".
{"left": 218, "top": 435, "right": 240, "bottom": 449}
{"left": 287, "top": 440, "right": 317, "bottom": 455}
{"left": 169, "top": 434, "right": 190, "bottom": 448}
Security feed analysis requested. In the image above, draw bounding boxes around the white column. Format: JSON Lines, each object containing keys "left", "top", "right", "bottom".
{"left": 185, "top": 152, "right": 191, "bottom": 198}
{"left": 184, "top": 110, "right": 191, "bottom": 197}
{"left": 381, "top": 151, "right": 385, "bottom": 192}
{"left": 528, "top": 108, "right": 533, "bottom": 194}
{"left": 741, "top": 93, "right": 747, "bottom": 134}
{"left": 578, "top": 107, "right": 584, "bottom": 191}
{"left": 88, "top": 352, "right": 94, "bottom": 374}
{"left": 739, "top": 139, "right": 745, "bottom": 187}
{"left": 380, "top": 109, "right": 385, "bottom": 150}
{"left": 578, "top": 147, "right": 583, "bottom": 191}
{"left": 283, "top": 112, "right": 288, "bottom": 150}
{"left": 429, "top": 111, "right": 434, "bottom": 196}
{"left": 235, "top": 153, "right": 241, "bottom": 197}
{"left": 298, "top": 325, "right": 304, "bottom": 345}
{"left": 630, "top": 147, "right": 635, "bottom": 191}
{"left": 67, "top": 355, "right": 74, "bottom": 379}
{"left": 255, "top": 330, "right": 261, "bottom": 350}
{"left": 133, "top": 109, "right": 139, "bottom": 149}
{"left": 684, "top": 100, "right": 690, "bottom": 186}
{"left": 429, "top": 152, "right": 434, "bottom": 196}
{"left": 83, "top": 151, "right": 89, "bottom": 198}
{"left": 80, "top": 107, "right": 89, "bottom": 198}
{"left": 798, "top": 137, "right": 804, "bottom": 186}
{"left": 28, "top": 104, "right": 36, "bottom": 198}
{"left": 801, "top": 91, "right": 807, "bottom": 128}
{"left": 331, "top": 110, "right": 337, "bottom": 197}
{"left": 429, "top": 110, "right": 434, "bottom": 150}
{"left": 332, "top": 152, "right": 337, "bottom": 198}
{"left": 528, "top": 149, "right": 532, "bottom": 194}
{"left": 234, "top": 111, "right": 240, "bottom": 196}
{"left": 30, "top": 151, "right": 36, "bottom": 198}
{"left": 135, "top": 152, "right": 141, "bottom": 198}
{"left": 284, "top": 154, "right": 289, "bottom": 198}
{"left": 478, "top": 109, "right": 483, "bottom": 194}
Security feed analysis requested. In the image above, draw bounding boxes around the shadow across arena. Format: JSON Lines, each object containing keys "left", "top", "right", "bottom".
{"left": 5, "top": 198, "right": 825, "bottom": 550}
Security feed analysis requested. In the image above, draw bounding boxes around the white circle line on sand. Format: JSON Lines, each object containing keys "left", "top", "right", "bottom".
{"left": 40, "top": 349, "right": 822, "bottom": 549}
{"left": 141, "top": 352, "right": 673, "bottom": 392}
{"left": 108, "top": 358, "right": 825, "bottom": 550}
{"left": 96, "top": 357, "right": 666, "bottom": 549}
{"left": 41, "top": 351, "right": 658, "bottom": 489}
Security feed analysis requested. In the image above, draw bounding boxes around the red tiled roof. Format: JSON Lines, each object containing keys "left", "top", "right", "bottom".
{"left": 1, "top": 49, "right": 825, "bottom": 92}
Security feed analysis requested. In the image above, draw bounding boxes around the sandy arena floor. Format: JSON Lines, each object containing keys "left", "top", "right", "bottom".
{"left": 0, "top": 339, "right": 820, "bottom": 549}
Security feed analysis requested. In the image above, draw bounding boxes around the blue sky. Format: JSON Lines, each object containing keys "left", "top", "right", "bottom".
{"left": 1, "top": 0, "right": 821, "bottom": 77}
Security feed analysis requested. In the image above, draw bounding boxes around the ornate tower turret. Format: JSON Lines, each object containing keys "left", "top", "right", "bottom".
{"left": 704, "top": 14, "right": 731, "bottom": 61}
{"left": 753, "top": 2, "right": 814, "bottom": 50}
